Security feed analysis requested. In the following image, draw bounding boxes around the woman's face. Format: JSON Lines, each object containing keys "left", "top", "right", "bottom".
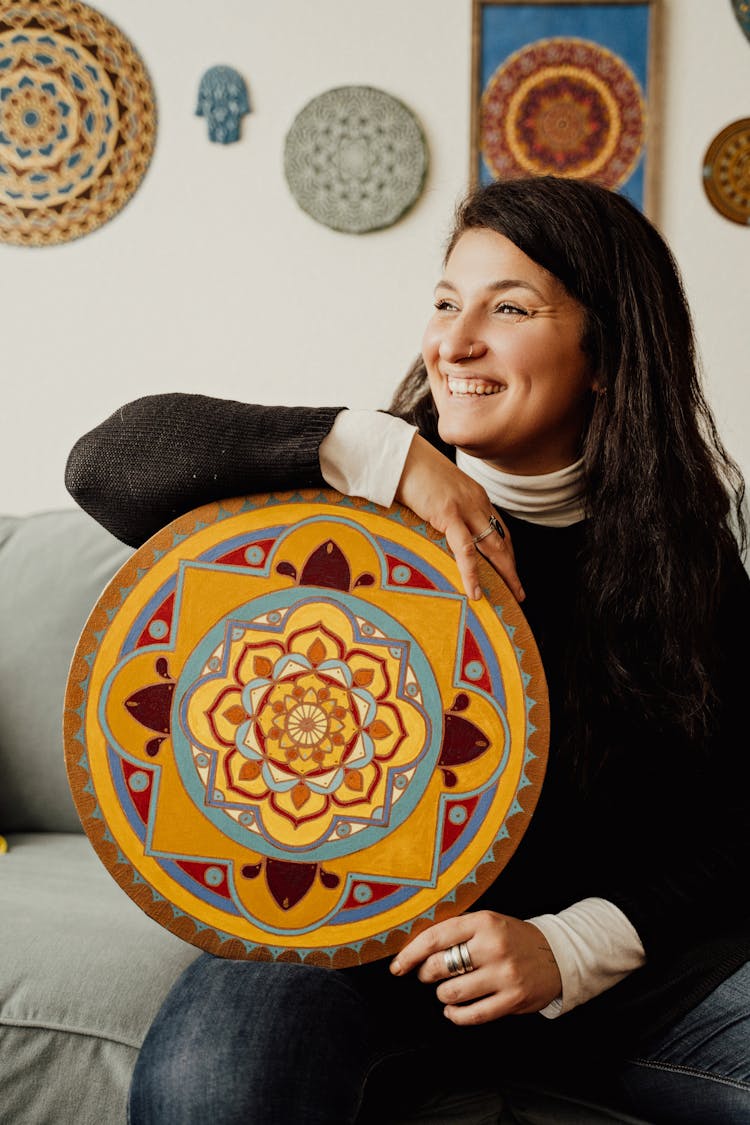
{"left": 422, "top": 228, "right": 595, "bottom": 475}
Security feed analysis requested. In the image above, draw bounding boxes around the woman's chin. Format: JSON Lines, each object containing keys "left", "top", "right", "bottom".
{"left": 436, "top": 417, "right": 501, "bottom": 460}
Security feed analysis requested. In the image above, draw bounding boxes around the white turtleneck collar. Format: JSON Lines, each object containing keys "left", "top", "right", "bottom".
{"left": 456, "top": 450, "right": 586, "bottom": 527}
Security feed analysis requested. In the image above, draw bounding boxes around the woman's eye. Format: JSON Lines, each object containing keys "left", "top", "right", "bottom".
{"left": 434, "top": 299, "right": 458, "bottom": 312}
{"left": 495, "top": 302, "right": 528, "bottom": 317}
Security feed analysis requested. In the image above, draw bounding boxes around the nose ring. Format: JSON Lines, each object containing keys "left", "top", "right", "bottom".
{"left": 467, "top": 344, "right": 473, "bottom": 359}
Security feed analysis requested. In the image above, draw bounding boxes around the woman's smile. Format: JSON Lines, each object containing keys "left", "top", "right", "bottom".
{"left": 446, "top": 376, "right": 505, "bottom": 397}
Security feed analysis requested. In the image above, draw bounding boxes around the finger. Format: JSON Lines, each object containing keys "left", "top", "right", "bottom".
{"left": 436, "top": 968, "right": 492, "bottom": 1005}
{"left": 443, "top": 993, "right": 509, "bottom": 1026}
{"left": 416, "top": 943, "right": 476, "bottom": 984}
{"left": 390, "top": 919, "right": 475, "bottom": 976}
{"left": 445, "top": 517, "right": 525, "bottom": 605}
{"left": 444, "top": 523, "right": 484, "bottom": 601}
{"left": 476, "top": 533, "right": 525, "bottom": 604}
{"left": 471, "top": 517, "right": 524, "bottom": 603}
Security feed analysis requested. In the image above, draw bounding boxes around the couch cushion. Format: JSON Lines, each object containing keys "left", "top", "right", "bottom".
{"left": 0, "top": 833, "right": 200, "bottom": 1124}
{"left": 0, "top": 510, "right": 132, "bottom": 832}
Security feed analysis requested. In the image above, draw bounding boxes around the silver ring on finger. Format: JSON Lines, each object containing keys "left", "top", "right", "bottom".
{"left": 444, "top": 944, "right": 466, "bottom": 977}
{"left": 471, "top": 514, "right": 505, "bottom": 546}
{"left": 458, "top": 941, "right": 474, "bottom": 973}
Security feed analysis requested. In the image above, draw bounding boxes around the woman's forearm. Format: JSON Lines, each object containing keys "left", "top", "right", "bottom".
{"left": 65, "top": 393, "right": 345, "bottom": 547}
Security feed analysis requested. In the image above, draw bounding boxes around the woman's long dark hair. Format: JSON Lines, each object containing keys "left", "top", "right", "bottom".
{"left": 390, "top": 176, "right": 746, "bottom": 779}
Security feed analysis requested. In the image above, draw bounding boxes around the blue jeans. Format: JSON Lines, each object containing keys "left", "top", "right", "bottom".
{"left": 128, "top": 957, "right": 750, "bottom": 1124}
{"left": 617, "top": 962, "right": 750, "bottom": 1123}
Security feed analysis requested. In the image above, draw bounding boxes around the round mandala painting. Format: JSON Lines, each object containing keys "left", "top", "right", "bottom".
{"left": 0, "top": 0, "right": 156, "bottom": 246}
{"left": 703, "top": 118, "right": 750, "bottom": 226}
{"left": 481, "top": 37, "right": 646, "bottom": 189}
{"left": 64, "top": 491, "right": 549, "bottom": 966}
{"left": 284, "top": 85, "right": 428, "bottom": 234}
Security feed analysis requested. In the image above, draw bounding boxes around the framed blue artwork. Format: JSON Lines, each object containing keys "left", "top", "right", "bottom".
{"left": 471, "top": 0, "right": 661, "bottom": 215}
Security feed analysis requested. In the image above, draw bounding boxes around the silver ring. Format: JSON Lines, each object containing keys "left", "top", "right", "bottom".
{"left": 458, "top": 941, "right": 474, "bottom": 973}
{"left": 472, "top": 514, "right": 505, "bottom": 546}
{"left": 444, "top": 943, "right": 468, "bottom": 977}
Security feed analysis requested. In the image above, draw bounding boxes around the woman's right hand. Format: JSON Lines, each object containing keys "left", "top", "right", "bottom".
{"left": 395, "top": 435, "right": 525, "bottom": 603}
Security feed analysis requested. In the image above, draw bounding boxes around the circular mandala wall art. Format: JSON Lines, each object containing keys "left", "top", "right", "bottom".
{"left": 481, "top": 37, "right": 645, "bottom": 189}
{"left": 702, "top": 118, "right": 750, "bottom": 226}
{"left": 64, "top": 491, "right": 549, "bottom": 966}
{"left": 284, "top": 85, "right": 428, "bottom": 234}
{"left": 0, "top": 0, "right": 156, "bottom": 246}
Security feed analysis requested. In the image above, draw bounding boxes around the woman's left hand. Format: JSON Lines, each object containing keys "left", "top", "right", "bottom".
{"left": 390, "top": 910, "right": 562, "bottom": 1025}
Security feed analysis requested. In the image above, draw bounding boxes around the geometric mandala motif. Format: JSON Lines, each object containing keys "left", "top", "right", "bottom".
{"left": 0, "top": 0, "right": 156, "bottom": 246}
{"left": 702, "top": 118, "right": 750, "bottom": 226}
{"left": 64, "top": 491, "right": 549, "bottom": 967}
{"left": 481, "top": 37, "right": 645, "bottom": 189}
{"left": 284, "top": 86, "right": 429, "bottom": 234}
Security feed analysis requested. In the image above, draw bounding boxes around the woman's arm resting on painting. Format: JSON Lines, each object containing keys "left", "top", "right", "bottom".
{"left": 65, "top": 393, "right": 346, "bottom": 547}
{"left": 66, "top": 396, "right": 524, "bottom": 601}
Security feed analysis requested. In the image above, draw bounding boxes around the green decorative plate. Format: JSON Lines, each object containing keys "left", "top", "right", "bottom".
{"left": 284, "top": 85, "right": 428, "bottom": 234}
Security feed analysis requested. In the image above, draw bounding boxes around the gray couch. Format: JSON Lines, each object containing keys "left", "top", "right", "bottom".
{"left": 0, "top": 508, "right": 650, "bottom": 1124}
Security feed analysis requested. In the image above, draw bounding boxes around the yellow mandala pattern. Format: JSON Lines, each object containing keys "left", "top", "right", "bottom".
{"left": 65, "top": 492, "right": 549, "bottom": 966}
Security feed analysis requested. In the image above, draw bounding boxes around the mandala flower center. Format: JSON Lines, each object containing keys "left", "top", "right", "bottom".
{"left": 286, "top": 702, "right": 329, "bottom": 746}
{"left": 256, "top": 676, "right": 354, "bottom": 770}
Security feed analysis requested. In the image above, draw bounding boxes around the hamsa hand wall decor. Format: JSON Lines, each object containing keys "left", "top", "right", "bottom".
{"left": 196, "top": 65, "right": 250, "bottom": 144}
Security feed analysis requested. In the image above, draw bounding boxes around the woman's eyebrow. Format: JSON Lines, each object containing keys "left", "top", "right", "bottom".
{"left": 434, "top": 277, "right": 546, "bottom": 299}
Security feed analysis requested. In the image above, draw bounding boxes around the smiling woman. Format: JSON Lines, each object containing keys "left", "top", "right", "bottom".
{"left": 66, "top": 175, "right": 750, "bottom": 1125}
{"left": 423, "top": 228, "right": 594, "bottom": 474}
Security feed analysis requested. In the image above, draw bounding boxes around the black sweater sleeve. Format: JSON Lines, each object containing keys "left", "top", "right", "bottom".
{"left": 65, "top": 394, "right": 346, "bottom": 547}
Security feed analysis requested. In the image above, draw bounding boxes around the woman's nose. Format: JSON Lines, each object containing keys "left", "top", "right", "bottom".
{"left": 439, "top": 322, "right": 481, "bottom": 363}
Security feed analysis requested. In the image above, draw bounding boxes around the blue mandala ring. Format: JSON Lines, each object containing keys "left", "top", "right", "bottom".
{"left": 0, "top": 0, "right": 156, "bottom": 246}
{"left": 64, "top": 490, "right": 549, "bottom": 967}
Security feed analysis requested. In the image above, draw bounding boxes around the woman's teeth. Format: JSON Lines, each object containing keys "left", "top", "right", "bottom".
{"left": 447, "top": 377, "right": 502, "bottom": 396}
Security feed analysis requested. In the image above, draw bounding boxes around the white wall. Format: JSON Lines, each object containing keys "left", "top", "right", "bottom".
{"left": 2, "top": 0, "right": 748, "bottom": 516}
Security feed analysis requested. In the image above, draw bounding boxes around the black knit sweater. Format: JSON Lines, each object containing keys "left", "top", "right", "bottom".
{"left": 66, "top": 393, "right": 750, "bottom": 1050}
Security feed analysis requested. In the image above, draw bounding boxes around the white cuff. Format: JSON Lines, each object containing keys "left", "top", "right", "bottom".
{"left": 526, "top": 897, "right": 646, "bottom": 1020}
{"left": 319, "top": 409, "right": 417, "bottom": 510}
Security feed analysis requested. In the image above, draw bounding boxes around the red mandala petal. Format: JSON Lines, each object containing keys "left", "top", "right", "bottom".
{"left": 300, "top": 541, "right": 351, "bottom": 592}
{"left": 266, "top": 858, "right": 317, "bottom": 910}
{"left": 125, "top": 682, "right": 175, "bottom": 734}
{"left": 439, "top": 713, "right": 490, "bottom": 768}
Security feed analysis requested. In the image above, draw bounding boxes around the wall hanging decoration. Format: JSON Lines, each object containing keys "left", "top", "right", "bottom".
{"left": 0, "top": 0, "right": 156, "bottom": 247}
{"left": 283, "top": 85, "right": 428, "bottom": 234}
{"left": 471, "top": 0, "right": 661, "bottom": 215}
{"left": 702, "top": 118, "right": 750, "bottom": 226}
{"left": 196, "top": 65, "right": 250, "bottom": 144}
{"left": 731, "top": 0, "right": 750, "bottom": 43}
{"left": 64, "top": 490, "right": 548, "bottom": 966}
